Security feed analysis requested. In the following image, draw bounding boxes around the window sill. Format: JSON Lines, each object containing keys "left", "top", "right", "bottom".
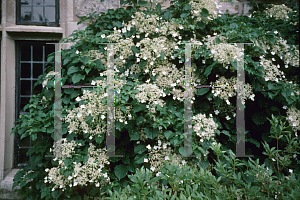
{"left": 6, "top": 25, "right": 63, "bottom": 34}
{"left": 0, "top": 169, "right": 24, "bottom": 200}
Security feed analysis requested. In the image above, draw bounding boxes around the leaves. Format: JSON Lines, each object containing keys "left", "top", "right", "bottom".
{"left": 144, "top": 127, "right": 159, "bottom": 140}
{"left": 114, "top": 164, "right": 128, "bottom": 180}
{"left": 72, "top": 73, "right": 85, "bottom": 84}
{"left": 67, "top": 66, "right": 80, "bottom": 75}
{"left": 197, "top": 88, "right": 210, "bottom": 96}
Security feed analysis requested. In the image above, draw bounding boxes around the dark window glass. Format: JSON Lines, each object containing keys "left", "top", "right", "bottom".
{"left": 17, "top": 0, "right": 59, "bottom": 26}
{"left": 21, "top": 63, "right": 31, "bottom": 78}
{"left": 15, "top": 41, "right": 56, "bottom": 168}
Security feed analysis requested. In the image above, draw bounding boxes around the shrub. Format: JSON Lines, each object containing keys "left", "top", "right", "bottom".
{"left": 11, "top": 0, "right": 299, "bottom": 199}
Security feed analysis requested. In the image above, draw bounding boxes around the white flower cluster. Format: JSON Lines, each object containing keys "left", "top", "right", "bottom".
{"left": 264, "top": 4, "right": 297, "bottom": 25}
{"left": 202, "top": 35, "right": 244, "bottom": 68}
{"left": 259, "top": 57, "right": 285, "bottom": 82}
{"left": 190, "top": 0, "right": 218, "bottom": 24}
{"left": 269, "top": 36, "right": 299, "bottom": 68}
{"left": 45, "top": 143, "right": 110, "bottom": 191}
{"left": 144, "top": 135, "right": 189, "bottom": 188}
{"left": 135, "top": 83, "right": 166, "bottom": 110}
{"left": 63, "top": 78, "right": 128, "bottom": 136}
{"left": 192, "top": 113, "right": 218, "bottom": 142}
{"left": 286, "top": 106, "right": 300, "bottom": 133}
{"left": 210, "top": 76, "right": 255, "bottom": 105}
{"left": 42, "top": 71, "right": 59, "bottom": 89}
{"left": 52, "top": 138, "right": 78, "bottom": 158}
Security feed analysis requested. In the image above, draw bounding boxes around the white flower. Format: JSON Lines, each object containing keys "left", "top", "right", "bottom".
{"left": 124, "top": 121, "right": 128, "bottom": 124}
{"left": 103, "top": 173, "right": 108, "bottom": 178}
{"left": 156, "top": 172, "right": 161, "bottom": 177}
{"left": 77, "top": 112, "right": 82, "bottom": 118}
{"left": 101, "top": 34, "right": 105, "bottom": 38}
{"left": 226, "top": 116, "right": 231, "bottom": 120}
{"left": 150, "top": 61, "right": 154, "bottom": 66}
{"left": 282, "top": 106, "right": 287, "bottom": 109}
{"left": 265, "top": 77, "right": 269, "bottom": 81}
{"left": 45, "top": 168, "right": 49, "bottom": 172}
{"left": 91, "top": 80, "right": 96, "bottom": 85}
{"left": 150, "top": 166, "right": 155, "bottom": 171}
{"left": 144, "top": 158, "right": 148, "bottom": 163}
{"left": 271, "top": 51, "right": 275, "bottom": 55}
{"left": 165, "top": 156, "right": 170, "bottom": 160}
{"left": 289, "top": 169, "right": 293, "bottom": 173}
{"left": 211, "top": 49, "right": 216, "bottom": 54}
{"left": 101, "top": 115, "right": 105, "bottom": 120}
{"left": 52, "top": 188, "right": 55, "bottom": 191}
{"left": 119, "top": 119, "right": 123, "bottom": 123}
{"left": 75, "top": 97, "right": 81, "bottom": 102}
{"left": 95, "top": 183, "right": 100, "bottom": 187}
{"left": 89, "top": 136, "right": 92, "bottom": 140}
{"left": 146, "top": 144, "right": 151, "bottom": 150}
{"left": 214, "top": 110, "right": 219, "bottom": 115}
{"left": 272, "top": 158, "right": 276, "bottom": 161}
{"left": 76, "top": 50, "right": 79, "bottom": 54}
{"left": 68, "top": 176, "right": 72, "bottom": 180}
{"left": 179, "top": 25, "right": 184, "bottom": 29}
{"left": 293, "top": 154, "right": 297, "bottom": 158}
{"left": 100, "top": 73, "right": 103, "bottom": 76}
{"left": 274, "top": 30, "right": 278, "bottom": 34}
{"left": 162, "top": 71, "right": 166, "bottom": 75}
{"left": 272, "top": 58, "right": 275, "bottom": 61}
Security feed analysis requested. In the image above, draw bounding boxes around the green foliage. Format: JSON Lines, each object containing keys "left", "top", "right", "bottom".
{"left": 10, "top": 0, "right": 299, "bottom": 199}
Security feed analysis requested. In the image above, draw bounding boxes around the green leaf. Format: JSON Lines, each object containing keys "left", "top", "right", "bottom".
{"left": 72, "top": 73, "right": 85, "bottom": 84}
{"left": 41, "top": 187, "right": 50, "bottom": 199}
{"left": 95, "top": 134, "right": 104, "bottom": 144}
{"left": 64, "top": 158, "right": 72, "bottom": 167}
{"left": 134, "top": 144, "right": 146, "bottom": 154}
{"left": 129, "top": 128, "right": 140, "bottom": 141}
{"left": 160, "top": 52, "right": 165, "bottom": 61}
{"left": 62, "top": 96, "right": 70, "bottom": 105}
{"left": 179, "top": 146, "right": 193, "bottom": 157}
{"left": 204, "top": 61, "right": 218, "bottom": 77}
{"left": 63, "top": 57, "right": 71, "bottom": 66}
{"left": 200, "top": 8, "right": 209, "bottom": 17}
{"left": 85, "top": 114, "right": 93, "bottom": 125}
{"left": 180, "top": 12, "right": 190, "bottom": 18}
{"left": 85, "top": 67, "right": 92, "bottom": 74}
{"left": 67, "top": 66, "right": 80, "bottom": 75}
{"left": 144, "top": 127, "right": 159, "bottom": 140}
{"left": 81, "top": 56, "right": 91, "bottom": 65}
{"left": 230, "top": 23, "right": 238, "bottom": 29}
{"left": 114, "top": 164, "right": 128, "bottom": 180}
{"left": 134, "top": 154, "right": 147, "bottom": 164}
{"left": 164, "top": 131, "right": 174, "bottom": 140}
{"left": 199, "top": 159, "right": 210, "bottom": 169}
{"left": 136, "top": 116, "right": 144, "bottom": 125}
{"left": 170, "top": 137, "right": 179, "bottom": 146}
{"left": 197, "top": 88, "right": 210, "bottom": 96}
{"left": 133, "top": 104, "right": 144, "bottom": 113}
{"left": 164, "top": 10, "right": 172, "bottom": 20}
{"left": 248, "top": 138, "right": 260, "bottom": 148}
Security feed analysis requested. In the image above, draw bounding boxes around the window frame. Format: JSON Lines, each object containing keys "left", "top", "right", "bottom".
{"left": 16, "top": 0, "right": 60, "bottom": 27}
{"left": 14, "top": 40, "right": 57, "bottom": 168}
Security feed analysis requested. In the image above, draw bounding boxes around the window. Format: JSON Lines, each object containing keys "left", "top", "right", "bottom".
{"left": 14, "top": 41, "right": 56, "bottom": 168}
{"left": 16, "top": 0, "right": 60, "bottom": 26}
